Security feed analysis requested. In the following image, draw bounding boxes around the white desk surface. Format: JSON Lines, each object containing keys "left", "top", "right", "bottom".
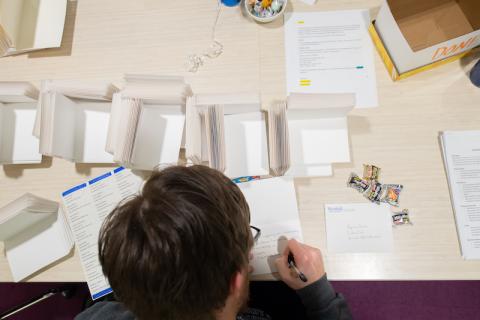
{"left": 1, "top": 0, "right": 480, "bottom": 282}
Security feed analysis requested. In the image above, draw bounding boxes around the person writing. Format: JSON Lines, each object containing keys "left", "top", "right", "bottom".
{"left": 76, "top": 165, "right": 352, "bottom": 320}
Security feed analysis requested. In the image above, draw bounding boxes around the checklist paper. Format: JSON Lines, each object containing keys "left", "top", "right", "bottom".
{"left": 325, "top": 203, "right": 393, "bottom": 253}
{"left": 62, "top": 167, "right": 143, "bottom": 299}
{"left": 284, "top": 10, "right": 378, "bottom": 108}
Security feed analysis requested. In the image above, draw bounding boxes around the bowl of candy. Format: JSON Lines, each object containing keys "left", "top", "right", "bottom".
{"left": 245, "top": 0, "right": 287, "bottom": 23}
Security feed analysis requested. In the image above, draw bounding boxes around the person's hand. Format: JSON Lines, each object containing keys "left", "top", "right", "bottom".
{"left": 274, "top": 239, "right": 326, "bottom": 290}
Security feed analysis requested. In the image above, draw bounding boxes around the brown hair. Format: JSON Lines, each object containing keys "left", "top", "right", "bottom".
{"left": 98, "top": 165, "right": 251, "bottom": 320}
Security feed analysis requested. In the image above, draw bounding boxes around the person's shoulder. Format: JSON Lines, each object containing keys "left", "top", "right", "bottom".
{"left": 75, "top": 301, "right": 136, "bottom": 320}
{"left": 237, "top": 308, "right": 272, "bottom": 320}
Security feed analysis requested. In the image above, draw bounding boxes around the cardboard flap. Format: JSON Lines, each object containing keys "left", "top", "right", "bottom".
{"left": 387, "top": 0, "right": 478, "bottom": 51}
{"left": 194, "top": 93, "right": 261, "bottom": 115}
{"left": 287, "top": 93, "right": 355, "bottom": 118}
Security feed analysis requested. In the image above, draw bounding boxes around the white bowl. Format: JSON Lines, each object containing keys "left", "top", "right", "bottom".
{"left": 244, "top": 0, "right": 287, "bottom": 23}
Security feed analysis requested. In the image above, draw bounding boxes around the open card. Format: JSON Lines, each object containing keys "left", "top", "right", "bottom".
{"left": 106, "top": 75, "right": 191, "bottom": 170}
{"left": 35, "top": 80, "right": 117, "bottom": 163}
{"left": 0, "top": 193, "right": 73, "bottom": 281}
{"left": 0, "top": 0, "right": 67, "bottom": 57}
{"left": 0, "top": 81, "right": 41, "bottom": 164}
{"left": 185, "top": 93, "right": 269, "bottom": 178}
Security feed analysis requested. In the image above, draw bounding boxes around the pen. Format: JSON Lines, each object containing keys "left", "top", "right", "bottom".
{"left": 287, "top": 253, "right": 308, "bottom": 283}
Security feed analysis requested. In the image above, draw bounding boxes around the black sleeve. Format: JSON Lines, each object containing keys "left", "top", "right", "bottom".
{"left": 75, "top": 301, "right": 135, "bottom": 320}
{"left": 296, "top": 275, "right": 353, "bottom": 320}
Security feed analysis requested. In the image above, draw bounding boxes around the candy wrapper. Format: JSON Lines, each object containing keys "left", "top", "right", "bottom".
{"left": 392, "top": 209, "right": 412, "bottom": 226}
{"left": 363, "top": 164, "right": 381, "bottom": 181}
{"left": 232, "top": 176, "right": 261, "bottom": 184}
{"left": 381, "top": 184, "right": 403, "bottom": 206}
{"left": 364, "top": 181, "right": 383, "bottom": 204}
{"left": 347, "top": 173, "right": 369, "bottom": 193}
{"left": 249, "top": 0, "right": 285, "bottom": 18}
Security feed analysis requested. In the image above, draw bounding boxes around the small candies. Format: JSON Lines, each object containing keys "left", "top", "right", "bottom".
{"left": 364, "top": 181, "right": 383, "bottom": 204}
{"left": 347, "top": 165, "right": 404, "bottom": 207}
{"left": 347, "top": 173, "right": 369, "bottom": 193}
{"left": 249, "top": 0, "right": 285, "bottom": 18}
{"left": 363, "top": 164, "right": 381, "bottom": 181}
{"left": 347, "top": 165, "right": 411, "bottom": 226}
{"left": 271, "top": 0, "right": 282, "bottom": 11}
{"left": 381, "top": 184, "right": 403, "bottom": 206}
{"left": 392, "top": 209, "right": 412, "bottom": 226}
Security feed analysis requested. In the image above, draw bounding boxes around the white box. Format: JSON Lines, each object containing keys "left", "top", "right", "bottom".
{"left": 375, "top": 0, "right": 480, "bottom": 74}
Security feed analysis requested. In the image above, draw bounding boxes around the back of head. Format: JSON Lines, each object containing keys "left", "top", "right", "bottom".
{"left": 98, "top": 165, "right": 251, "bottom": 320}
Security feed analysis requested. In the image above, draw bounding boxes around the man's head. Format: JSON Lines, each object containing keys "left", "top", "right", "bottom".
{"left": 98, "top": 165, "right": 252, "bottom": 320}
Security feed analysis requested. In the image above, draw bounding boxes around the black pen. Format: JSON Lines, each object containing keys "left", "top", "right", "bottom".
{"left": 287, "top": 253, "right": 308, "bottom": 282}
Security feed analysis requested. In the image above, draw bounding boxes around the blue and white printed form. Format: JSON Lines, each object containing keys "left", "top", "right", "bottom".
{"left": 62, "top": 167, "right": 143, "bottom": 299}
{"left": 284, "top": 10, "right": 378, "bottom": 108}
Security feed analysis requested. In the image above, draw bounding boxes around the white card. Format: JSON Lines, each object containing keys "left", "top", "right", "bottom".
{"left": 325, "top": 203, "right": 393, "bottom": 253}
{"left": 237, "top": 177, "right": 303, "bottom": 275}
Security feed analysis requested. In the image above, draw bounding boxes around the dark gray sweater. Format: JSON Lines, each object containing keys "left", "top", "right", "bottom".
{"left": 75, "top": 275, "right": 352, "bottom": 320}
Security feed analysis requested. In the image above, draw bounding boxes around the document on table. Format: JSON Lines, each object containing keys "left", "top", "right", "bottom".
{"left": 325, "top": 203, "right": 393, "bottom": 253}
{"left": 440, "top": 131, "right": 480, "bottom": 260}
{"left": 237, "top": 177, "right": 303, "bottom": 275}
{"left": 61, "top": 167, "right": 143, "bottom": 299}
{"left": 284, "top": 10, "right": 378, "bottom": 108}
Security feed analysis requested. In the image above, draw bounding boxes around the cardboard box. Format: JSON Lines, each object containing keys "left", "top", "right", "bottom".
{"left": 372, "top": 0, "right": 480, "bottom": 80}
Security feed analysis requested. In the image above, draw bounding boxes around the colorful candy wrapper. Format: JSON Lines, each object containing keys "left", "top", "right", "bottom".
{"left": 392, "top": 209, "right": 412, "bottom": 226}
{"left": 364, "top": 181, "right": 383, "bottom": 204}
{"left": 347, "top": 173, "right": 369, "bottom": 193}
{"left": 250, "top": 0, "right": 284, "bottom": 17}
{"left": 363, "top": 164, "right": 381, "bottom": 181}
{"left": 232, "top": 176, "right": 261, "bottom": 184}
{"left": 381, "top": 184, "right": 403, "bottom": 206}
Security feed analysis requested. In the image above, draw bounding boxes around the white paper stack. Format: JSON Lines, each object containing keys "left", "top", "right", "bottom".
{"left": 185, "top": 93, "right": 269, "bottom": 178}
{"left": 0, "top": 0, "right": 67, "bottom": 57}
{"left": 440, "top": 131, "right": 480, "bottom": 260}
{"left": 0, "top": 81, "right": 42, "bottom": 164}
{"left": 106, "top": 75, "right": 192, "bottom": 170}
{"left": 0, "top": 193, "right": 73, "bottom": 281}
{"left": 268, "top": 93, "right": 355, "bottom": 177}
{"left": 34, "top": 80, "right": 117, "bottom": 163}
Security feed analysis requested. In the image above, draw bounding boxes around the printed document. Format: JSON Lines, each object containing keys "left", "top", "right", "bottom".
{"left": 238, "top": 178, "right": 303, "bottom": 275}
{"left": 284, "top": 10, "right": 378, "bottom": 108}
{"left": 440, "top": 131, "right": 480, "bottom": 259}
{"left": 62, "top": 167, "right": 143, "bottom": 299}
{"left": 325, "top": 203, "right": 393, "bottom": 253}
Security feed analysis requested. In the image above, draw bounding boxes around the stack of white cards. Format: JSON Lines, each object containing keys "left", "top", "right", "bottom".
{"left": 0, "top": 193, "right": 73, "bottom": 281}
{"left": 0, "top": 0, "right": 67, "bottom": 57}
{"left": 268, "top": 93, "right": 354, "bottom": 177}
{"left": 106, "top": 75, "right": 192, "bottom": 170}
{"left": 0, "top": 81, "right": 41, "bottom": 164}
{"left": 34, "top": 80, "right": 117, "bottom": 163}
{"left": 185, "top": 93, "right": 269, "bottom": 178}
